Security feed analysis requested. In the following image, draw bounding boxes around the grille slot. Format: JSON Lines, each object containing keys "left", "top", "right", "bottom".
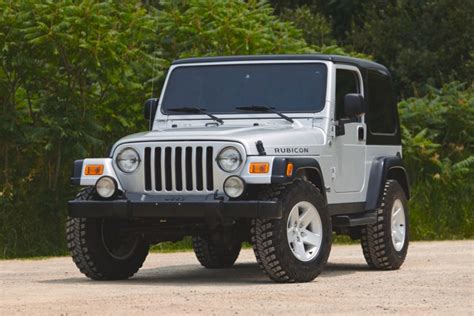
{"left": 206, "top": 147, "right": 214, "bottom": 190}
{"left": 185, "top": 147, "right": 193, "bottom": 190}
{"left": 144, "top": 147, "right": 152, "bottom": 191}
{"left": 154, "top": 147, "right": 162, "bottom": 191}
{"left": 144, "top": 145, "right": 214, "bottom": 193}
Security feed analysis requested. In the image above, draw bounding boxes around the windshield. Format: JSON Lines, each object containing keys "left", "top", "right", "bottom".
{"left": 161, "top": 63, "right": 327, "bottom": 115}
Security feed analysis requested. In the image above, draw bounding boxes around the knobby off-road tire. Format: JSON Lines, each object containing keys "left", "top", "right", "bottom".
{"left": 66, "top": 187, "right": 150, "bottom": 280}
{"left": 361, "top": 179, "right": 409, "bottom": 270}
{"left": 250, "top": 229, "right": 267, "bottom": 275}
{"left": 192, "top": 235, "right": 242, "bottom": 268}
{"left": 251, "top": 179, "right": 332, "bottom": 283}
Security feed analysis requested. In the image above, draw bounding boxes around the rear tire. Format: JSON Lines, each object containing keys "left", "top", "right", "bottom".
{"left": 361, "top": 180, "right": 409, "bottom": 270}
{"left": 66, "top": 188, "right": 149, "bottom": 280}
{"left": 192, "top": 235, "right": 241, "bottom": 268}
{"left": 251, "top": 179, "right": 332, "bottom": 283}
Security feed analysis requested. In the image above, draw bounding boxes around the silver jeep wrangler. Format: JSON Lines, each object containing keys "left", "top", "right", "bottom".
{"left": 67, "top": 55, "right": 410, "bottom": 283}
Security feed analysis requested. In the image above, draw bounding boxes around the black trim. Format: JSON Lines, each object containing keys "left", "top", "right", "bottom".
{"left": 271, "top": 157, "right": 326, "bottom": 201}
{"left": 271, "top": 157, "right": 322, "bottom": 183}
{"left": 366, "top": 156, "right": 410, "bottom": 210}
{"left": 328, "top": 202, "right": 365, "bottom": 216}
{"left": 70, "top": 160, "right": 84, "bottom": 185}
{"left": 365, "top": 68, "right": 401, "bottom": 145}
{"left": 143, "top": 98, "right": 159, "bottom": 130}
{"left": 256, "top": 140, "right": 266, "bottom": 155}
{"left": 332, "top": 211, "right": 377, "bottom": 227}
{"left": 68, "top": 194, "right": 282, "bottom": 220}
{"left": 172, "top": 54, "right": 389, "bottom": 73}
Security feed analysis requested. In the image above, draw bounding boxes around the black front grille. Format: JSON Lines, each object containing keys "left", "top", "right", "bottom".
{"left": 144, "top": 145, "right": 214, "bottom": 192}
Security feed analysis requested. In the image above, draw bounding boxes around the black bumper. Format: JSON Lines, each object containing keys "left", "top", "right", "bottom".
{"left": 68, "top": 195, "right": 282, "bottom": 219}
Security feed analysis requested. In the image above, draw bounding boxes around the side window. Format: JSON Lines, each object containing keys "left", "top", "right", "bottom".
{"left": 335, "top": 69, "right": 360, "bottom": 120}
{"left": 367, "top": 70, "right": 396, "bottom": 134}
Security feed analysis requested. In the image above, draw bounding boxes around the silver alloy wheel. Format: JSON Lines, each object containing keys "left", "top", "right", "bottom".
{"left": 391, "top": 199, "right": 406, "bottom": 251}
{"left": 287, "top": 201, "right": 323, "bottom": 262}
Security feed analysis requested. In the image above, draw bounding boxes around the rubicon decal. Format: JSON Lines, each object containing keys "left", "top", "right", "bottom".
{"left": 274, "top": 147, "right": 309, "bottom": 154}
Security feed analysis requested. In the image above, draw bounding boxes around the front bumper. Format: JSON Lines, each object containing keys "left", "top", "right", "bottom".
{"left": 68, "top": 194, "right": 282, "bottom": 219}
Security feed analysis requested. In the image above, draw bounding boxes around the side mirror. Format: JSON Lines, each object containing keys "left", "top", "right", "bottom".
{"left": 143, "top": 98, "right": 158, "bottom": 128}
{"left": 344, "top": 93, "right": 365, "bottom": 117}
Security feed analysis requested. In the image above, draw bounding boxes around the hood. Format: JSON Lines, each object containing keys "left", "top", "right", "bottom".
{"left": 113, "top": 124, "right": 327, "bottom": 156}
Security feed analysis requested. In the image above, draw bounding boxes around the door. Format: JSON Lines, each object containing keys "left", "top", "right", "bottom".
{"left": 332, "top": 67, "right": 366, "bottom": 193}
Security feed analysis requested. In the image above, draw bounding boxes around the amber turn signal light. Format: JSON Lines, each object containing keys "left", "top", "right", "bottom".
{"left": 84, "top": 164, "right": 104, "bottom": 175}
{"left": 249, "top": 162, "right": 270, "bottom": 174}
{"left": 286, "top": 162, "right": 294, "bottom": 177}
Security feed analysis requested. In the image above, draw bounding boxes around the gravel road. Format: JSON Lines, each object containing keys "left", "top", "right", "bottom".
{"left": 1, "top": 240, "right": 473, "bottom": 315}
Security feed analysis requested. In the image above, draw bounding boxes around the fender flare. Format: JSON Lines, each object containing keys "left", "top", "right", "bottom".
{"left": 366, "top": 156, "right": 410, "bottom": 211}
{"left": 271, "top": 157, "right": 327, "bottom": 201}
{"left": 71, "top": 159, "right": 84, "bottom": 185}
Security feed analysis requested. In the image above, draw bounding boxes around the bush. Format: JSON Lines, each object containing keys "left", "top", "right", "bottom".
{"left": 399, "top": 82, "right": 474, "bottom": 239}
{"left": 279, "top": 5, "right": 334, "bottom": 47}
{"left": 0, "top": 0, "right": 314, "bottom": 258}
{"left": 0, "top": 1, "right": 159, "bottom": 258}
{"left": 350, "top": 0, "right": 474, "bottom": 97}
{"left": 156, "top": 0, "right": 310, "bottom": 61}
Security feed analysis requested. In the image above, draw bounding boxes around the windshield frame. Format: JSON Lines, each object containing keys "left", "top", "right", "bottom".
{"left": 155, "top": 60, "right": 332, "bottom": 122}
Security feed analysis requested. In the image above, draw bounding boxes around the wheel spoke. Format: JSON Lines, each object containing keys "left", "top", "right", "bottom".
{"left": 299, "top": 208, "right": 315, "bottom": 229}
{"left": 294, "top": 240, "right": 306, "bottom": 258}
{"left": 392, "top": 228, "right": 402, "bottom": 243}
{"left": 289, "top": 209, "right": 299, "bottom": 227}
{"left": 392, "top": 207, "right": 402, "bottom": 218}
{"left": 287, "top": 227, "right": 296, "bottom": 243}
{"left": 302, "top": 231, "right": 321, "bottom": 247}
{"left": 397, "top": 225, "right": 405, "bottom": 238}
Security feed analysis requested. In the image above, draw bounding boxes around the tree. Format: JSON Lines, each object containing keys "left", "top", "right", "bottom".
{"left": 398, "top": 82, "right": 474, "bottom": 239}
{"left": 0, "top": 0, "right": 159, "bottom": 257}
{"left": 350, "top": 0, "right": 474, "bottom": 97}
{"left": 280, "top": 5, "right": 335, "bottom": 47}
{"left": 155, "top": 0, "right": 310, "bottom": 63}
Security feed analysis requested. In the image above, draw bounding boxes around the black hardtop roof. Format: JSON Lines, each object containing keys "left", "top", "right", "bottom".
{"left": 172, "top": 54, "right": 389, "bottom": 73}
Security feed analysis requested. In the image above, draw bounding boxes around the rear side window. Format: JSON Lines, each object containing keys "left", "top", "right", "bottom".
{"left": 367, "top": 70, "right": 397, "bottom": 134}
{"left": 335, "top": 69, "right": 360, "bottom": 120}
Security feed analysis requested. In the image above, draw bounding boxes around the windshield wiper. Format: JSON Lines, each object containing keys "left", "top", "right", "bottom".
{"left": 167, "top": 106, "right": 224, "bottom": 125}
{"left": 235, "top": 105, "right": 294, "bottom": 123}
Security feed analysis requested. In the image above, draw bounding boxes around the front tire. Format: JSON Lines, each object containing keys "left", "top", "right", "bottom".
{"left": 192, "top": 235, "right": 242, "bottom": 268}
{"left": 361, "top": 179, "right": 409, "bottom": 270}
{"left": 251, "top": 179, "right": 332, "bottom": 283}
{"left": 66, "top": 188, "right": 149, "bottom": 280}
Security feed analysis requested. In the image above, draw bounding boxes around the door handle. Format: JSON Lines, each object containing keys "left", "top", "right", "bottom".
{"left": 358, "top": 126, "right": 365, "bottom": 141}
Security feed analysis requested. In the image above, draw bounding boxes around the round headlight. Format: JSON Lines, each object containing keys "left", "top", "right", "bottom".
{"left": 116, "top": 147, "right": 140, "bottom": 173}
{"left": 96, "top": 176, "right": 117, "bottom": 199}
{"left": 217, "top": 147, "right": 242, "bottom": 172}
{"left": 224, "top": 176, "right": 245, "bottom": 198}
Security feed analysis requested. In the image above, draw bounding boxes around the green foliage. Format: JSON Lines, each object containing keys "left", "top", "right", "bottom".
{"left": 399, "top": 82, "right": 474, "bottom": 183}
{"left": 399, "top": 82, "right": 474, "bottom": 239}
{"left": 350, "top": 0, "right": 474, "bottom": 97}
{"left": 0, "top": 0, "right": 471, "bottom": 259}
{"left": 156, "top": 0, "right": 310, "bottom": 62}
{"left": 277, "top": 5, "right": 370, "bottom": 59}
{"left": 280, "top": 6, "right": 334, "bottom": 47}
{"left": 0, "top": 0, "right": 317, "bottom": 258}
{"left": 0, "top": 0, "right": 160, "bottom": 258}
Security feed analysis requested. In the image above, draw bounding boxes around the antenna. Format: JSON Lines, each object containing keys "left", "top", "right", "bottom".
{"left": 149, "top": 45, "right": 158, "bottom": 131}
{"left": 150, "top": 46, "right": 158, "bottom": 99}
